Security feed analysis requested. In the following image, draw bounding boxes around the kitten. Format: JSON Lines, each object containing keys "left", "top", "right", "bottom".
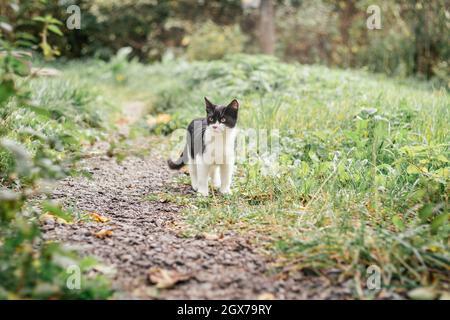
{"left": 168, "top": 97, "right": 239, "bottom": 196}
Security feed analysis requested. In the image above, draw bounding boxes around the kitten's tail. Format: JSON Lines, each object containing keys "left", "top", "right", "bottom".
{"left": 167, "top": 148, "right": 187, "bottom": 170}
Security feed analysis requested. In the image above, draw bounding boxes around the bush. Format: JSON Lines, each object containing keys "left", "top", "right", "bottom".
{"left": 186, "top": 21, "right": 247, "bottom": 61}
{"left": 0, "top": 15, "right": 113, "bottom": 299}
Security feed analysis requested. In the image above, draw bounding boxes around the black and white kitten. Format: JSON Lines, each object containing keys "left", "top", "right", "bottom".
{"left": 168, "top": 97, "right": 239, "bottom": 196}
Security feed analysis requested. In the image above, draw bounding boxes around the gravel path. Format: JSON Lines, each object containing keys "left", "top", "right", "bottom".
{"left": 41, "top": 102, "right": 352, "bottom": 299}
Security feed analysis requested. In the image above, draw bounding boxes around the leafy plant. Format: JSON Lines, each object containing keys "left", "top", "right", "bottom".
{"left": 186, "top": 21, "right": 246, "bottom": 61}
{"left": 0, "top": 8, "right": 113, "bottom": 299}
{"left": 32, "top": 15, "right": 63, "bottom": 60}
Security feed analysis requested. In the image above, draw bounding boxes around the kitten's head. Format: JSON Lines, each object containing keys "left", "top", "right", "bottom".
{"left": 204, "top": 97, "right": 239, "bottom": 133}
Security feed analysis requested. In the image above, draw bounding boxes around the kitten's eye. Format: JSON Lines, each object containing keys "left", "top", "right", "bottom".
{"left": 220, "top": 118, "right": 226, "bottom": 123}
{"left": 208, "top": 117, "right": 213, "bottom": 122}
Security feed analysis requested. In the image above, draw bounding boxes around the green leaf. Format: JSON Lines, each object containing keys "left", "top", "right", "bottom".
{"left": 392, "top": 215, "right": 405, "bottom": 231}
{"left": 406, "top": 165, "right": 427, "bottom": 174}
{"left": 8, "top": 56, "right": 30, "bottom": 76}
{"left": 435, "top": 154, "right": 449, "bottom": 163}
{"left": 32, "top": 16, "right": 47, "bottom": 23}
{"left": 42, "top": 202, "right": 73, "bottom": 223}
{"left": 16, "top": 32, "right": 38, "bottom": 42}
{"left": 48, "top": 24, "right": 63, "bottom": 36}
{"left": 308, "top": 151, "right": 319, "bottom": 163}
{"left": 79, "top": 256, "right": 99, "bottom": 270}
{"left": 14, "top": 40, "right": 36, "bottom": 48}
{"left": 418, "top": 204, "right": 434, "bottom": 221}
{"left": 24, "top": 105, "right": 52, "bottom": 118}
{"left": 431, "top": 213, "right": 448, "bottom": 233}
{"left": 0, "top": 79, "right": 16, "bottom": 106}
{"left": 49, "top": 17, "right": 63, "bottom": 25}
{"left": 432, "top": 167, "right": 449, "bottom": 179}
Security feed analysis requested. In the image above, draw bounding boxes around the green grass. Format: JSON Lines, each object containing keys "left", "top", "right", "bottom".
{"left": 0, "top": 57, "right": 120, "bottom": 299}
{"left": 133, "top": 54, "right": 449, "bottom": 298}
{"left": 4, "top": 53, "right": 447, "bottom": 299}
{"left": 0, "top": 60, "right": 118, "bottom": 182}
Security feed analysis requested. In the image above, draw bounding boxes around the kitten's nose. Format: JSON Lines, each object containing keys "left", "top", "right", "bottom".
{"left": 212, "top": 125, "right": 218, "bottom": 129}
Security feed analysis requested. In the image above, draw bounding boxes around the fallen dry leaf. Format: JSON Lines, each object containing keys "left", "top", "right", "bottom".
{"left": 257, "top": 293, "right": 275, "bottom": 300}
{"left": 39, "top": 213, "right": 69, "bottom": 224}
{"left": 407, "top": 287, "right": 438, "bottom": 300}
{"left": 203, "top": 232, "right": 223, "bottom": 241}
{"left": 93, "top": 265, "right": 117, "bottom": 276}
{"left": 180, "top": 166, "right": 189, "bottom": 173}
{"left": 89, "top": 212, "right": 110, "bottom": 223}
{"left": 148, "top": 267, "right": 191, "bottom": 289}
{"left": 39, "top": 213, "right": 55, "bottom": 223}
{"left": 94, "top": 229, "right": 113, "bottom": 239}
{"left": 116, "top": 117, "right": 129, "bottom": 126}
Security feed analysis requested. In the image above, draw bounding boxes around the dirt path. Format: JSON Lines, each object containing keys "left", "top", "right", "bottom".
{"left": 42, "top": 102, "right": 352, "bottom": 299}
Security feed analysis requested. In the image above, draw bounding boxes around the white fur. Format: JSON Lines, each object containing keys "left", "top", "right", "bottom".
{"left": 188, "top": 121, "right": 238, "bottom": 196}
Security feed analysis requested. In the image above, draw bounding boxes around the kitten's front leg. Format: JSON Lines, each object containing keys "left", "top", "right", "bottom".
{"left": 210, "top": 166, "right": 221, "bottom": 189}
{"left": 220, "top": 161, "right": 234, "bottom": 194}
{"left": 196, "top": 163, "right": 210, "bottom": 196}
{"left": 188, "top": 163, "right": 198, "bottom": 191}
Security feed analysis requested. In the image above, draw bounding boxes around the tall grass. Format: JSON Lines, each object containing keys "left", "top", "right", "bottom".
{"left": 137, "top": 54, "right": 449, "bottom": 297}
{"left": 0, "top": 56, "right": 116, "bottom": 299}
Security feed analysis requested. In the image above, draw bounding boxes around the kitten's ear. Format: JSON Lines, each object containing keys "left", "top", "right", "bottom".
{"left": 227, "top": 99, "right": 239, "bottom": 111}
{"left": 204, "top": 97, "right": 215, "bottom": 112}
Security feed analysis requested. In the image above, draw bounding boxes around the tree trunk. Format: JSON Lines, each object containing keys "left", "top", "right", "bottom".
{"left": 338, "top": 0, "right": 356, "bottom": 67}
{"left": 258, "top": 0, "right": 276, "bottom": 55}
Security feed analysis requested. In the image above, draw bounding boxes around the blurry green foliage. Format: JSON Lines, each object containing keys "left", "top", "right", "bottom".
{"left": 277, "top": 0, "right": 449, "bottom": 85}
{"left": 186, "top": 21, "right": 247, "bottom": 61}
{"left": 32, "top": 14, "right": 64, "bottom": 60}
{"left": 0, "top": 5, "right": 113, "bottom": 299}
{"left": 1, "top": 0, "right": 447, "bottom": 83}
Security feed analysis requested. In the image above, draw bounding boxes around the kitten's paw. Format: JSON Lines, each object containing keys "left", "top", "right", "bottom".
{"left": 197, "top": 189, "right": 209, "bottom": 197}
{"left": 213, "top": 180, "right": 221, "bottom": 189}
{"left": 191, "top": 184, "right": 198, "bottom": 191}
{"left": 220, "top": 187, "right": 232, "bottom": 195}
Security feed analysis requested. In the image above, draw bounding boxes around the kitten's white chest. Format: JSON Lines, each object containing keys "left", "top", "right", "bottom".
{"left": 203, "top": 127, "right": 237, "bottom": 165}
